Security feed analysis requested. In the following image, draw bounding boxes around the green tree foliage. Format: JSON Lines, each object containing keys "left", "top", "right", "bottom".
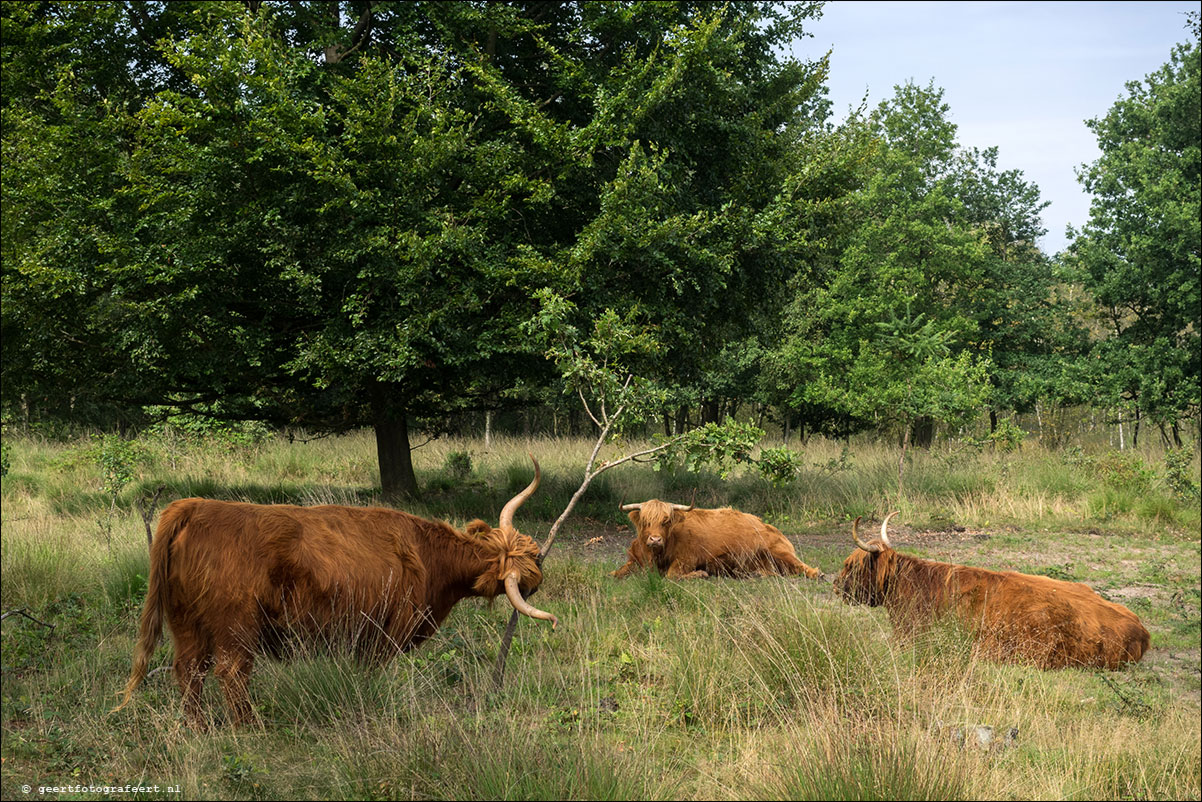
{"left": 947, "top": 146, "right": 1090, "bottom": 422}
{"left": 766, "top": 83, "right": 993, "bottom": 467}
{"left": 2, "top": 1, "right": 828, "bottom": 496}
{"left": 1067, "top": 21, "right": 1201, "bottom": 434}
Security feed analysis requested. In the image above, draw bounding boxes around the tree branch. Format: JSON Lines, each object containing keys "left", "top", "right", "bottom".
{"left": 1, "top": 609, "right": 55, "bottom": 630}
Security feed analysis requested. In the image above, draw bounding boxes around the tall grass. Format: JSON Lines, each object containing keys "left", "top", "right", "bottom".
{"left": 1, "top": 429, "right": 1199, "bottom": 800}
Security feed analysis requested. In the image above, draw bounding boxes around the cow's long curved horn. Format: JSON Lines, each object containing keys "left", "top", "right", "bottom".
{"left": 852, "top": 516, "right": 881, "bottom": 553}
{"left": 499, "top": 453, "right": 540, "bottom": 530}
{"left": 504, "top": 572, "right": 557, "bottom": 629}
{"left": 670, "top": 489, "right": 696, "bottom": 511}
{"left": 620, "top": 501, "right": 644, "bottom": 511}
{"left": 879, "top": 511, "right": 899, "bottom": 548}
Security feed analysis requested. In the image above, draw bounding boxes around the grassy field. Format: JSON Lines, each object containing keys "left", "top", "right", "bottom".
{"left": 1, "top": 429, "right": 1199, "bottom": 800}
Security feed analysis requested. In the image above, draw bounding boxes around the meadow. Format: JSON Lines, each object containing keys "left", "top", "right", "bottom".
{"left": 1, "top": 429, "right": 1199, "bottom": 800}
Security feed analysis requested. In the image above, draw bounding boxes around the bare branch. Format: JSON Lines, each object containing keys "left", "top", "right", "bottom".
{"left": 578, "top": 386, "right": 602, "bottom": 429}
{"left": 1, "top": 608, "right": 55, "bottom": 630}
{"left": 408, "top": 434, "right": 439, "bottom": 451}
{"left": 137, "top": 483, "right": 168, "bottom": 550}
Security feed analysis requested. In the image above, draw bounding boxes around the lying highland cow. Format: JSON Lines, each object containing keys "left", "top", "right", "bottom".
{"left": 115, "top": 457, "right": 555, "bottom": 725}
{"left": 834, "top": 512, "right": 1149, "bottom": 669}
{"left": 612, "top": 498, "right": 822, "bottom": 580}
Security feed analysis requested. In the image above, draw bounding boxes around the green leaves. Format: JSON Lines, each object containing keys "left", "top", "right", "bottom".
{"left": 1069, "top": 25, "right": 1200, "bottom": 424}
{"left": 654, "top": 420, "right": 766, "bottom": 479}
{"left": 526, "top": 289, "right": 666, "bottom": 436}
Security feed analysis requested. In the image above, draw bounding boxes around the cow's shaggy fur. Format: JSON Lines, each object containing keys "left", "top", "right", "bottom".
{"left": 116, "top": 492, "right": 549, "bottom": 725}
{"left": 612, "top": 499, "right": 821, "bottom": 580}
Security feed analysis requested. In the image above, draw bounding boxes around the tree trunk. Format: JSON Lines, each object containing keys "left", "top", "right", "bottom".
{"left": 910, "top": 416, "right": 935, "bottom": 448}
{"left": 989, "top": 409, "right": 998, "bottom": 434}
{"left": 371, "top": 386, "right": 418, "bottom": 500}
{"left": 484, "top": 410, "right": 492, "bottom": 447}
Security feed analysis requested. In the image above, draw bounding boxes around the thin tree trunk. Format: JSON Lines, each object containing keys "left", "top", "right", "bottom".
{"left": 484, "top": 410, "right": 492, "bottom": 448}
{"left": 674, "top": 405, "right": 688, "bottom": 435}
{"left": 898, "top": 422, "right": 912, "bottom": 498}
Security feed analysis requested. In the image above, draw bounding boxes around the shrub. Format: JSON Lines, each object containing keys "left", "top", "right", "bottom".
{"left": 1093, "top": 451, "right": 1154, "bottom": 492}
{"left": 1163, "top": 446, "right": 1200, "bottom": 502}
{"left": 444, "top": 450, "right": 473, "bottom": 481}
{"left": 757, "top": 446, "right": 803, "bottom": 485}
{"left": 987, "top": 416, "right": 1026, "bottom": 452}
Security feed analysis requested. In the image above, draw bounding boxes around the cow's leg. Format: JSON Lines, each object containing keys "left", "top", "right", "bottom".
{"left": 611, "top": 560, "right": 641, "bottom": 579}
{"left": 772, "top": 545, "right": 821, "bottom": 579}
{"left": 666, "top": 560, "right": 708, "bottom": 580}
{"left": 213, "top": 643, "right": 258, "bottom": 727}
{"left": 173, "top": 630, "right": 212, "bottom": 728}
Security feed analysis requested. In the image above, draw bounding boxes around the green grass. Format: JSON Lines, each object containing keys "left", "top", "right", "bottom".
{"left": 1, "top": 430, "right": 1199, "bottom": 800}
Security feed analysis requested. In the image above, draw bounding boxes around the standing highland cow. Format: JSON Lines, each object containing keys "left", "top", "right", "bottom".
{"left": 115, "top": 457, "right": 555, "bottom": 725}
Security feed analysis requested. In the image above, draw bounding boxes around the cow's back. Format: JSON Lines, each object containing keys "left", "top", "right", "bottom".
{"left": 941, "top": 565, "right": 1149, "bottom": 669}
{"left": 163, "top": 499, "right": 428, "bottom": 646}
{"left": 671, "top": 508, "right": 806, "bottom": 576}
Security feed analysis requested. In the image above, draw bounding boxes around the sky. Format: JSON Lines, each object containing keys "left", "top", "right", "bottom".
{"left": 790, "top": 0, "right": 1198, "bottom": 255}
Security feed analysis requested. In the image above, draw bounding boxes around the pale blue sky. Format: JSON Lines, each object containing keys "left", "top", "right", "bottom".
{"left": 790, "top": 1, "right": 1198, "bottom": 254}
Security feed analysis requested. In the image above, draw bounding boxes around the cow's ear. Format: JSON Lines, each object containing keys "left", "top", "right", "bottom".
{"left": 627, "top": 510, "right": 640, "bottom": 528}
{"left": 465, "top": 519, "right": 492, "bottom": 537}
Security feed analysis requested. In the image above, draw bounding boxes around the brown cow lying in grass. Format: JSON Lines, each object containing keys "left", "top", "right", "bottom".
{"left": 834, "top": 512, "right": 1150, "bottom": 670}
{"left": 115, "top": 457, "right": 555, "bottom": 726}
{"left": 612, "top": 498, "right": 822, "bottom": 580}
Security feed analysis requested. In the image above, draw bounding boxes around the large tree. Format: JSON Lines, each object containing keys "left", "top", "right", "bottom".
{"left": 1067, "top": 19, "right": 1201, "bottom": 439}
{"left": 2, "top": 1, "right": 828, "bottom": 496}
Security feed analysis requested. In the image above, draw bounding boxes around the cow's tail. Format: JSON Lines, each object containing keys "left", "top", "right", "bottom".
{"left": 112, "top": 499, "right": 188, "bottom": 712}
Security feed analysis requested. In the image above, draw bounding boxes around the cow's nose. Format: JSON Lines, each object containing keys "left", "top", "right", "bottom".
{"left": 648, "top": 537, "right": 662, "bottom": 547}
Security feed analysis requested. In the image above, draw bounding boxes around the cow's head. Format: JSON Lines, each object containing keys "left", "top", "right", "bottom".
{"left": 834, "top": 512, "right": 900, "bottom": 607}
{"left": 464, "top": 455, "right": 556, "bottom": 628}
{"left": 621, "top": 496, "right": 695, "bottom": 552}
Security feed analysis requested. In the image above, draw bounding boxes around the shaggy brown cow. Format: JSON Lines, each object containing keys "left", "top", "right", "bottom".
{"left": 612, "top": 499, "right": 822, "bottom": 580}
{"left": 834, "top": 512, "right": 1150, "bottom": 670}
{"left": 115, "top": 458, "right": 555, "bottom": 725}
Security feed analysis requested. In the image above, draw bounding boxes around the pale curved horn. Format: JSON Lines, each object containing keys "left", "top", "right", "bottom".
{"left": 852, "top": 516, "right": 881, "bottom": 553}
{"left": 504, "top": 572, "right": 557, "bottom": 629}
{"left": 620, "top": 501, "right": 645, "bottom": 511}
{"left": 670, "top": 489, "right": 696, "bottom": 511}
{"left": 879, "top": 511, "right": 899, "bottom": 548}
{"left": 499, "top": 453, "right": 540, "bottom": 530}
